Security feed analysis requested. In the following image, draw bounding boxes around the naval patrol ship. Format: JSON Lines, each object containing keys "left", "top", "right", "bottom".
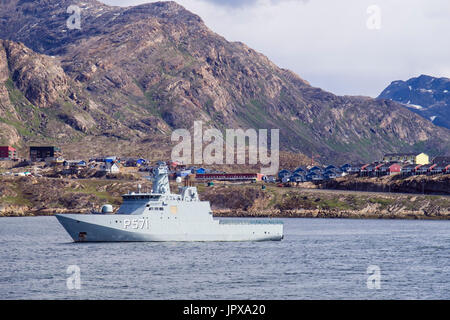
{"left": 56, "top": 162, "right": 283, "bottom": 242}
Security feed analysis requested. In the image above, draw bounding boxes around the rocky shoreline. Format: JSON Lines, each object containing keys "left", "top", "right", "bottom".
{"left": 1, "top": 176, "right": 449, "bottom": 219}
{"left": 213, "top": 209, "right": 450, "bottom": 220}
{"left": 2, "top": 208, "right": 449, "bottom": 220}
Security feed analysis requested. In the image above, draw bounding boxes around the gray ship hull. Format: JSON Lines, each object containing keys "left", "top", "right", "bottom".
{"left": 56, "top": 214, "right": 283, "bottom": 242}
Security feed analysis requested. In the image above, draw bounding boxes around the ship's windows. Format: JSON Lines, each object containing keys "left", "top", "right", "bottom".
{"left": 146, "top": 204, "right": 150, "bottom": 207}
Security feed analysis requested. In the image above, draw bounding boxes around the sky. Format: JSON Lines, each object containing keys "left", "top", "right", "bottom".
{"left": 101, "top": 0, "right": 450, "bottom": 97}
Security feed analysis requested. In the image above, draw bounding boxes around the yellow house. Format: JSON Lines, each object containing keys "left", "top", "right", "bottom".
{"left": 383, "top": 152, "right": 429, "bottom": 165}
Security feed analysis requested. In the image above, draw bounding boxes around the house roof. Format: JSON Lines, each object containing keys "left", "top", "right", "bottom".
{"left": 364, "top": 162, "right": 383, "bottom": 168}
{"left": 30, "top": 146, "right": 61, "bottom": 151}
{"left": 306, "top": 171, "right": 322, "bottom": 176}
{"left": 417, "top": 164, "right": 433, "bottom": 170}
{"left": 401, "top": 164, "right": 418, "bottom": 169}
{"left": 105, "top": 162, "right": 118, "bottom": 167}
{"left": 432, "top": 156, "right": 450, "bottom": 165}
{"left": 0, "top": 146, "right": 16, "bottom": 151}
{"left": 349, "top": 163, "right": 366, "bottom": 169}
{"left": 378, "top": 162, "right": 401, "bottom": 168}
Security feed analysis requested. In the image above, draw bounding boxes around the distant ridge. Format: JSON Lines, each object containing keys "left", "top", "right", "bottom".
{"left": 378, "top": 74, "right": 450, "bottom": 129}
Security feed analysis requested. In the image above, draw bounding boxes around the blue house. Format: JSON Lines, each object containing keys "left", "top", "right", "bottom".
{"left": 348, "top": 163, "right": 366, "bottom": 175}
{"left": 307, "top": 166, "right": 323, "bottom": 177}
{"left": 323, "top": 169, "right": 337, "bottom": 180}
{"left": 278, "top": 169, "right": 291, "bottom": 180}
{"left": 306, "top": 171, "right": 323, "bottom": 181}
{"left": 293, "top": 167, "right": 305, "bottom": 174}
{"left": 105, "top": 156, "right": 116, "bottom": 163}
{"left": 290, "top": 172, "right": 306, "bottom": 182}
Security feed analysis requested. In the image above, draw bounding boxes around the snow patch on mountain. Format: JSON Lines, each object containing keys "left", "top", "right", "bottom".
{"left": 406, "top": 104, "right": 424, "bottom": 110}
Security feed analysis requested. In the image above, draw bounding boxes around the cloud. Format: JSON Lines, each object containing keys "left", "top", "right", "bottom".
{"left": 100, "top": 0, "right": 450, "bottom": 97}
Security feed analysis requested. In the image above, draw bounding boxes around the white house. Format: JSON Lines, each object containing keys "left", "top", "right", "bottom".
{"left": 100, "top": 162, "right": 120, "bottom": 173}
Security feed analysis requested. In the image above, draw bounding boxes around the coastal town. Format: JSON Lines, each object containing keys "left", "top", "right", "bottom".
{"left": 1, "top": 145, "right": 449, "bottom": 220}
{"left": 0, "top": 145, "right": 449, "bottom": 185}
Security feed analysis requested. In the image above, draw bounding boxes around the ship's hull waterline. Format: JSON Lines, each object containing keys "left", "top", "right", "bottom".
{"left": 56, "top": 214, "right": 283, "bottom": 242}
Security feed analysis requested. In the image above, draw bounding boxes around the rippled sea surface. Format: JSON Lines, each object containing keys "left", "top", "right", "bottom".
{"left": 0, "top": 216, "right": 449, "bottom": 299}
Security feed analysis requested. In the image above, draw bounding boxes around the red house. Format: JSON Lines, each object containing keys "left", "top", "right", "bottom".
{"left": 388, "top": 163, "right": 402, "bottom": 174}
{"left": 445, "top": 165, "right": 450, "bottom": 174}
{"left": 375, "top": 163, "right": 402, "bottom": 176}
{"left": 0, "top": 146, "right": 17, "bottom": 160}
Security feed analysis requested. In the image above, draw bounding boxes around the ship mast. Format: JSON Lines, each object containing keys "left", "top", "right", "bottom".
{"left": 152, "top": 161, "right": 171, "bottom": 194}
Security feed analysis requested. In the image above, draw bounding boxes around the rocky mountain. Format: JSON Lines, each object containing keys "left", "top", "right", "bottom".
{"left": 1, "top": 0, "right": 449, "bottom": 163}
{"left": 378, "top": 75, "right": 450, "bottom": 129}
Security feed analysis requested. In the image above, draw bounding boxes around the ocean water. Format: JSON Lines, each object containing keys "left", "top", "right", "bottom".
{"left": 0, "top": 216, "right": 449, "bottom": 300}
